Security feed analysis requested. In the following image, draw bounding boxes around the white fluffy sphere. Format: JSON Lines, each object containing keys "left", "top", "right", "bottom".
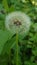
{"left": 5, "top": 11, "right": 31, "bottom": 37}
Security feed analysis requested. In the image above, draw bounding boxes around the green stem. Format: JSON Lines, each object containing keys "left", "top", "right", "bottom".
{"left": 16, "top": 32, "right": 18, "bottom": 65}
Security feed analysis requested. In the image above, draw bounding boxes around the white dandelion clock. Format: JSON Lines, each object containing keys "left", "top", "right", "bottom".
{"left": 5, "top": 11, "right": 31, "bottom": 37}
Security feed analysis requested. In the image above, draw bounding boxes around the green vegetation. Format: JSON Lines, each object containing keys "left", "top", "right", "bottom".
{"left": 0, "top": 0, "right": 37, "bottom": 65}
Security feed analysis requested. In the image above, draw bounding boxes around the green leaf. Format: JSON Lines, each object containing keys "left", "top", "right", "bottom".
{"left": 0, "top": 30, "right": 12, "bottom": 54}
{"left": 2, "top": 0, "right": 9, "bottom": 12}
{"left": 2, "top": 36, "right": 16, "bottom": 54}
{"left": 9, "top": 5, "right": 15, "bottom": 12}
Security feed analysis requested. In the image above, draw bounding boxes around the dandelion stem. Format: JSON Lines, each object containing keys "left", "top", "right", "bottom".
{"left": 15, "top": 32, "right": 18, "bottom": 65}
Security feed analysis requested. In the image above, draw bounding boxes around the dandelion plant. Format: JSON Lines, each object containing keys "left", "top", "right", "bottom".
{"left": 5, "top": 11, "right": 31, "bottom": 65}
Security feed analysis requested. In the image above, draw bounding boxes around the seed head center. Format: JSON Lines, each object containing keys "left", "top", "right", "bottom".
{"left": 14, "top": 20, "right": 21, "bottom": 26}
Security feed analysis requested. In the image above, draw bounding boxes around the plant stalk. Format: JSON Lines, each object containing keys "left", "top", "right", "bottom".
{"left": 15, "top": 32, "right": 18, "bottom": 65}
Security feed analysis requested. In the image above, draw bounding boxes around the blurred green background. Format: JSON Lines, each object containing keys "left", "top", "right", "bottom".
{"left": 0, "top": 0, "right": 37, "bottom": 65}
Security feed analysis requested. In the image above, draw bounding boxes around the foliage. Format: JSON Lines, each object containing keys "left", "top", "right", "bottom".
{"left": 0, "top": 0, "right": 37, "bottom": 65}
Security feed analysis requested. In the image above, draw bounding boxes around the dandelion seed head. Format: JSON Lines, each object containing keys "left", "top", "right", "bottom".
{"left": 5, "top": 11, "right": 31, "bottom": 36}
